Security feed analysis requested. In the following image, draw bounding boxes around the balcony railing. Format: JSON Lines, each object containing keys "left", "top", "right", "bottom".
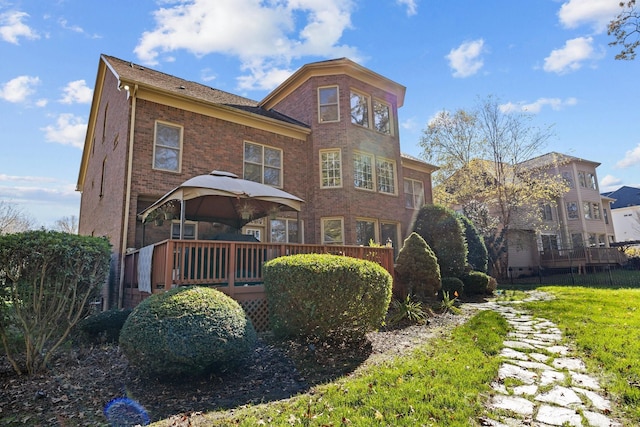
{"left": 539, "top": 247, "right": 627, "bottom": 269}
{"left": 122, "top": 239, "right": 395, "bottom": 331}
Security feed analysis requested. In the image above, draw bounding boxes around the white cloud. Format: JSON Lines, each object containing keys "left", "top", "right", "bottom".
{"left": 615, "top": 143, "right": 640, "bottom": 168}
{"left": 0, "top": 75, "right": 40, "bottom": 103}
{"left": 446, "top": 39, "right": 485, "bottom": 78}
{"left": 41, "top": 114, "right": 87, "bottom": 148}
{"left": 558, "top": 0, "right": 620, "bottom": 33}
{"left": 60, "top": 80, "right": 93, "bottom": 104}
{"left": 0, "top": 10, "right": 39, "bottom": 44}
{"left": 397, "top": 0, "right": 418, "bottom": 16}
{"left": 133, "top": 0, "right": 360, "bottom": 90}
{"left": 499, "top": 97, "right": 578, "bottom": 114}
{"left": 543, "top": 36, "right": 597, "bottom": 74}
{"left": 600, "top": 174, "right": 623, "bottom": 191}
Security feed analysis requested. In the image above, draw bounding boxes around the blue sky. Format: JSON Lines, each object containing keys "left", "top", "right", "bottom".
{"left": 1, "top": 0, "right": 639, "bottom": 228}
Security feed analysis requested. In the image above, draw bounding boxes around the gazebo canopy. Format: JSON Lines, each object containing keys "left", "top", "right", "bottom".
{"left": 138, "top": 171, "right": 304, "bottom": 229}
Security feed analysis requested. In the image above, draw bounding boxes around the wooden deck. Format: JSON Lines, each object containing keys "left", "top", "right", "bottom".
{"left": 539, "top": 247, "right": 627, "bottom": 270}
{"left": 122, "top": 240, "right": 395, "bottom": 331}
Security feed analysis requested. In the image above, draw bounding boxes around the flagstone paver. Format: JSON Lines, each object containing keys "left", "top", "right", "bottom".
{"left": 476, "top": 293, "right": 623, "bottom": 426}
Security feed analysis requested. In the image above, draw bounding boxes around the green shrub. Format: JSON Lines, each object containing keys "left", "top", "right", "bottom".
{"left": 457, "top": 213, "right": 488, "bottom": 273}
{"left": 388, "top": 294, "right": 429, "bottom": 326}
{"left": 461, "top": 271, "right": 491, "bottom": 296}
{"left": 0, "top": 230, "right": 111, "bottom": 375}
{"left": 119, "top": 286, "right": 256, "bottom": 378}
{"left": 413, "top": 204, "right": 468, "bottom": 277}
{"left": 440, "top": 277, "right": 464, "bottom": 299}
{"left": 78, "top": 309, "right": 132, "bottom": 343}
{"left": 395, "top": 233, "right": 441, "bottom": 300}
{"left": 264, "top": 254, "right": 392, "bottom": 341}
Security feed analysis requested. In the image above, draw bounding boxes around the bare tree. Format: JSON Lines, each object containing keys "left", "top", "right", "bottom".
{"left": 420, "top": 97, "right": 567, "bottom": 278}
{"left": 53, "top": 215, "right": 79, "bottom": 234}
{"left": 609, "top": 0, "right": 639, "bottom": 60}
{"left": 0, "top": 201, "right": 36, "bottom": 235}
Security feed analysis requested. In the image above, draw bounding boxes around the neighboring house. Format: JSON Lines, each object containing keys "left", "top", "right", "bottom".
{"left": 509, "top": 152, "right": 619, "bottom": 276}
{"left": 602, "top": 185, "right": 640, "bottom": 246}
{"left": 76, "top": 55, "right": 437, "bottom": 309}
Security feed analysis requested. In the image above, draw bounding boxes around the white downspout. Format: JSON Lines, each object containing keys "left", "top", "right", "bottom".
{"left": 118, "top": 84, "right": 138, "bottom": 308}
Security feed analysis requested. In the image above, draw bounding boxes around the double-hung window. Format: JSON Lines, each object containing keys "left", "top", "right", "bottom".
{"left": 320, "top": 149, "right": 342, "bottom": 188}
{"left": 270, "top": 218, "right": 302, "bottom": 243}
{"left": 373, "top": 99, "right": 391, "bottom": 134}
{"left": 540, "top": 203, "right": 553, "bottom": 221}
{"left": 583, "top": 202, "right": 592, "bottom": 219}
{"left": 376, "top": 158, "right": 396, "bottom": 194}
{"left": 404, "top": 179, "right": 424, "bottom": 209}
{"left": 566, "top": 201, "right": 579, "bottom": 220}
{"left": 350, "top": 91, "right": 369, "bottom": 127}
{"left": 353, "top": 152, "right": 374, "bottom": 190}
{"left": 154, "top": 121, "right": 182, "bottom": 172}
{"left": 244, "top": 142, "right": 282, "bottom": 187}
{"left": 318, "top": 86, "right": 339, "bottom": 122}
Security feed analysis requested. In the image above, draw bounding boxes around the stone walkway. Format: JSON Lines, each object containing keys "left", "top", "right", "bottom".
{"left": 475, "top": 291, "right": 622, "bottom": 427}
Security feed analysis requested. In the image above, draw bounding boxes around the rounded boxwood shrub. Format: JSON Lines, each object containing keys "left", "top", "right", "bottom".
{"left": 264, "top": 254, "right": 392, "bottom": 341}
{"left": 119, "top": 286, "right": 256, "bottom": 378}
{"left": 461, "top": 271, "right": 491, "bottom": 296}
{"left": 440, "top": 277, "right": 464, "bottom": 300}
{"left": 78, "top": 309, "right": 132, "bottom": 343}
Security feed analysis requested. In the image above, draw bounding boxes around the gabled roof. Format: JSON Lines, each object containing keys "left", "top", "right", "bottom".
{"left": 102, "top": 55, "right": 309, "bottom": 128}
{"left": 260, "top": 57, "right": 406, "bottom": 110}
{"left": 602, "top": 185, "right": 640, "bottom": 209}
{"left": 519, "top": 152, "right": 600, "bottom": 170}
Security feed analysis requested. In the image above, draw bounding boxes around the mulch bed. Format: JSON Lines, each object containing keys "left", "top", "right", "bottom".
{"left": 0, "top": 308, "right": 473, "bottom": 426}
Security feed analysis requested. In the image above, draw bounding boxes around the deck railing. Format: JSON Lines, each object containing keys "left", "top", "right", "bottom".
{"left": 122, "top": 240, "right": 395, "bottom": 330}
{"left": 539, "top": 247, "right": 627, "bottom": 269}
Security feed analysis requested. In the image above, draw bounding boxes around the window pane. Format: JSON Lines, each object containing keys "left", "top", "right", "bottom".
{"left": 287, "top": 220, "right": 299, "bottom": 243}
{"left": 323, "top": 219, "right": 343, "bottom": 244}
{"left": 578, "top": 172, "right": 586, "bottom": 188}
{"left": 244, "top": 163, "right": 262, "bottom": 183}
{"left": 356, "top": 220, "right": 376, "bottom": 246}
{"left": 583, "top": 202, "right": 591, "bottom": 219}
{"left": 154, "top": 147, "right": 179, "bottom": 171}
{"left": 592, "top": 203, "right": 601, "bottom": 219}
{"left": 566, "top": 202, "right": 578, "bottom": 219}
{"left": 270, "top": 219, "right": 286, "bottom": 242}
{"left": 376, "top": 159, "right": 396, "bottom": 193}
{"left": 264, "top": 147, "right": 281, "bottom": 167}
{"left": 350, "top": 92, "right": 369, "bottom": 127}
{"left": 354, "top": 153, "right": 373, "bottom": 190}
{"left": 562, "top": 172, "right": 574, "bottom": 188}
{"left": 264, "top": 167, "right": 280, "bottom": 186}
{"left": 319, "top": 87, "right": 338, "bottom": 122}
{"left": 413, "top": 181, "right": 424, "bottom": 207}
{"left": 381, "top": 223, "right": 398, "bottom": 255}
{"left": 321, "top": 150, "right": 341, "bottom": 187}
{"left": 157, "top": 123, "right": 180, "bottom": 148}
{"left": 244, "top": 142, "right": 262, "bottom": 164}
{"left": 373, "top": 100, "right": 390, "bottom": 134}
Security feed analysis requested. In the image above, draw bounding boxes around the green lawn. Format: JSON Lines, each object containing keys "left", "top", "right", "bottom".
{"left": 523, "top": 286, "right": 640, "bottom": 424}
{"left": 153, "top": 310, "right": 508, "bottom": 426}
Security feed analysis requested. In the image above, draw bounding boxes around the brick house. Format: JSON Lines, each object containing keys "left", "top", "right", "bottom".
{"left": 76, "top": 55, "right": 437, "bottom": 309}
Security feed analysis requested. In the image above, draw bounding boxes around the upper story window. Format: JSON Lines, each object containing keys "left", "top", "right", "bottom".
{"left": 562, "top": 171, "right": 574, "bottom": 188}
{"left": 540, "top": 203, "right": 553, "bottom": 221}
{"left": 583, "top": 201, "right": 592, "bottom": 219}
{"left": 592, "top": 202, "right": 601, "bottom": 220}
{"left": 350, "top": 91, "right": 369, "bottom": 127}
{"left": 404, "top": 178, "right": 424, "bottom": 209}
{"left": 578, "top": 171, "right": 598, "bottom": 190}
{"left": 373, "top": 99, "right": 391, "bottom": 134}
{"left": 320, "top": 149, "right": 342, "bottom": 188}
{"left": 353, "top": 152, "right": 374, "bottom": 190}
{"left": 153, "top": 121, "right": 182, "bottom": 172}
{"left": 318, "top": 86, "right": 339, "bottom": 123}
{"left": 376, "top": 157, "right": 397, "bottom": 194}
{"left": 244, "top": 141, "right": 282, "bottom": 187}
